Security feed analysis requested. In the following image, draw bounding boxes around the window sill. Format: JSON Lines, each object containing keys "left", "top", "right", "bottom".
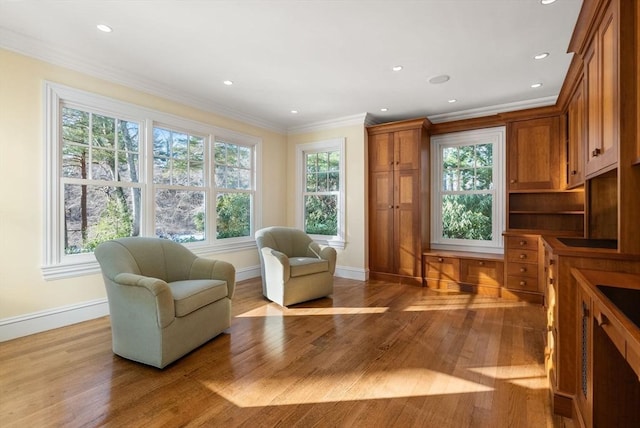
{"left": 42, "top": 240, "right": 258, "bottom": 281}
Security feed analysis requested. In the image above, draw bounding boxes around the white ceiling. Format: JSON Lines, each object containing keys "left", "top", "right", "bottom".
{"left": 0, "top": 0, "right": 583, "bottom": 133}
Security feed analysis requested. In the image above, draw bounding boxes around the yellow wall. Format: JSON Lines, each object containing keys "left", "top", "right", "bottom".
{"left": 0, "top": 49, "right": 288, "bottom": 319}
{"left": 286, "top": 125, "right": 368, "bottom": 272}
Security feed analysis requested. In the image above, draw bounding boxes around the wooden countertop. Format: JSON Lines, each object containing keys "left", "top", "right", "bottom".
{"left": 542, "top": 235, "right": 640, "bottom": 260}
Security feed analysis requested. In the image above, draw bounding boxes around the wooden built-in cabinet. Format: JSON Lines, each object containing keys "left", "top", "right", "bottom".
{"left": 584, "top": 3, "right": 618, "bottom": 178}
{"left": 503, "top": 233, "right": 543, "bottom": 303}
{"left": 572, "top": 269, "right": 640, "bottom": 428}
{"left": 368, "top": 118, "right": 430, "bottom": 285}
{"left": 423, "top": 251, "right": 503, "bottom": 296}
{"left": 508, "top": 116, "right": 562, "bottom": 191}
{"left": 567, "top": 78, "right": 585, "bottom": 189}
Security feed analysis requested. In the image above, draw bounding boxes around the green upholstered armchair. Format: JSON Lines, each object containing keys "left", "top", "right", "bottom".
{"left": 94, "top": 237, "right": 235, "bottom": 368}
{"left": 255, "top": 227, "right": 336, "bottom": 307}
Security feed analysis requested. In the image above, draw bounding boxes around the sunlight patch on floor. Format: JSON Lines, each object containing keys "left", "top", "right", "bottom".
{"left": 466, "top": 364, "right": 548, "bottom": 390}
{"left": 402, "top": 301, "right": 531, "bottom": 312}
{"left": 236, "top": 305, "right": 389, "bottom": 318}
{"left": 199, "top": 368, "right": 494, "bottom": 407}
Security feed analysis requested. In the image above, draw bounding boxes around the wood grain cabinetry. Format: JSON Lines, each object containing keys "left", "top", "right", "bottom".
{"left": 566, "top": 78, "right": 585, "bottom": 188}
{"left": 506, "top": 115, "right": 585, "bottom": 236}
{"left": 584, "top": 3, "right": 618, "bottom": 178}
{"left": 368, "top": 118, "right": 430, "bottom": 284}
{"left": 423, "top": 251, "right": 504, "bottom": 295}
{"left": 504, "top": 234, "right": 541, "bottom": 296}
{"left": 572, "top": 269, "right": 640, "bottom": 428}
{"left": 508, "top": 117, "right": 562, "bottom": 190}
{"left": 540, "top": 236, "right": 640, "bottom": 418}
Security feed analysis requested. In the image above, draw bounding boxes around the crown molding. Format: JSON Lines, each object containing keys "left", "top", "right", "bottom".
{"left": 427, "top": 96, "right": 558, "bottom": 124}
{"left": 0, "top": 28, "right": 287, "bottom": 134}
{"left": 287, "top": 112, "right": 370, "bottom": 135}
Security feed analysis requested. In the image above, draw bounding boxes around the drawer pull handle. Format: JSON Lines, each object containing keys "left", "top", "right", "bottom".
{"left": 571, "top": 170, "right": 577, "bottom": 176}
{"left": 478, "top": 261, "right": 484, "bottom": 266}
{"left": 520, "top": 267, "right": 527, "bottom": 273}
{"left": 510, "top": 179, "right": 517, "bottom": 184}
{"left": 519, "top": 254, "right": 527, "bottom": 259}
{"left": 520, "top": 280, "right": 526, "bottom": 287}
{"left": 388, "top": 205, "right": 393, "bottom": 209}
{"left": 549, "top": 278, "right": 554, "bottom": 285}
{"left": 438, "top": 257, "right": 443, "bottom": 262}
{"left": 519, "top": 241, "right": 527, "bottom": 246}
{"left": 596, "top": 312, "right": 608, "bottom": 327}
{"left": 549, "top": 260, "right": 554, "bottom": 266}
{"left": 592, "top": 148, "right": 601, "bottom": 157}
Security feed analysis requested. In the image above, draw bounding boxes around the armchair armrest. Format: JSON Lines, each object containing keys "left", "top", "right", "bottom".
{"left": 261, "top": 247, "right": 291, "bottom": 283}
{"left": 112, "top": 273, "right": 175, "bottom": 328}
{"left": 308, "top": 242, "right": 337, "bottom": 274}
{"left": 189, "top": 257, "right": 236, "bottom": 298}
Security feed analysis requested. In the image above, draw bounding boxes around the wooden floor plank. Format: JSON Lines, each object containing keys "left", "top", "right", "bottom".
{"left": 0, "top": 277, "right": 570, "bottom": 427}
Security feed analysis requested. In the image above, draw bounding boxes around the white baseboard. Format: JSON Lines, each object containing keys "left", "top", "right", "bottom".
{"left": 0, "top": 264, "right": 365, "bottom": 342}
{"left": 0, "top": 298, "right": 110, "bottom": 342}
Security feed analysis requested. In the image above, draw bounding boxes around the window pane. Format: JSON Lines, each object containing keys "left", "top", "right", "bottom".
{"left": 442, "top": 168, "right": 458, "bottom": 191}
{"left": 92, "top": 115, "right": 115, "bottom": 148}
{"left": 118, "top": 120, "right": 139, "bottom": 152}
{"left": 328, "top": 151, "right": 340, "bottom": 171}
{"left": 238, "top": 169, "right": 251, "bottom": 190}
{"left": 328, "top": 172, "right": 339, "bottom": 191}
{"left": 238, "top": 145, "right": 251, "bottom": 169}
{"left": 189, "top": 136, "right": 204, "bottom": 162}
{"left": 189, "top": 161, "right": 204, "bottom": 186}
{"left": 475, "top": 144, "right": 493, "bottom": 167}
{"left": 215, "top": 165, "right": 227, "bottom": 188}
{"left": 153, "top": 156, "right": 171, "bottom": 184}
{"left": 317, "top": 152, "right": 329, "bottom": 172}
{"left": 153, "top": 128, "right": 171, "bottom": 157}
{"left": 155, "top": 189, "right": 205, "bottom": 243}
{"left": 458, "top": 145, "right": 475, "bottom": 168}
{"left": 173, "top": 158, "right": 189, "bottom": 185}
{"left": 117, "top": 152, "right": 139, "bottom": 182}
{"left": 62, "top": 108, "right": 89, "bottom": 145}
{"left": 216, "top": 192, "right": 250, "bottom": 239}
{"left": 442, "top": 146, "right": 458, "bottom": 169}
{"left": 62, "top": 144, "right": 89, "bottom": 178}
{"left": 214, "top": 142, "right": 226, "bottom": 164}
{"left": 64, "top": 184, "right": 139, "bottom": 254}
{"left": 306, "top": 153, "right": 317, "bottom": 173}
{"left": 316, "top": 172, "right": 328, "bottom": 191}
{"left": 304, "top": 194, "right": 337, "bottom": 236}
{"left": 172, "top": 132, "right": 188, "bottom": 160}
{"left": 306, "top": 173, "right": 317, "bottom": 192}
{"left": 442, "top": 194, "right": 492, "bottom": 241}
{"left": 459, "top": 168, "right": 475, "bottom": 191}
{"left": 475, "top": 167, "right": 493, "bottom": 190}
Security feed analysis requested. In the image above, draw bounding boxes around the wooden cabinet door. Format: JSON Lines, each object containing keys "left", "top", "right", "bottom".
{"left": 567, "top": 80, "right": 585, "bottom": 188}
{"left": 508, "top": 117, "right": 561, "bottom": 190}
{"left": 394, "top": 129, "right": 421, "bottom": 170}
{"left": 369, "top": 170, "right": 395, "bottom": 274}
{"left": 585, "top": 5, "right": 618, "bottom": 177}
{"left": 395, "top": 169, "right": 420, "bottom": 276}
{"left": 575, "top": 284, "right": 593, "bottom": 428}
{"left": 369, "top": 133, "right": 394, "bottom": 173}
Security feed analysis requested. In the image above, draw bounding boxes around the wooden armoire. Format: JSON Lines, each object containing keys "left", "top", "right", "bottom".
{"left": 367, "top": 118, "right": 431, "bottom": 285}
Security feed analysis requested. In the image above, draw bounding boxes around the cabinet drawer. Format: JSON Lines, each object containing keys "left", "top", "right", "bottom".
{"left": 506, "top": 236, "right": 538, "bottom": 250}
{"left": 507, "top": 262, "right": 537, "bottom": 278}
{"left": 506, "top": 275, "right": 539, "bottom": 292}
{"left": 424, "top": 256, "right": 459, "bottom": 282}
{"left": 507, "top": 249, "right": 538, "bottom": 263}
{"left": 460, "top": 259, "right": 503, "bottom": 286}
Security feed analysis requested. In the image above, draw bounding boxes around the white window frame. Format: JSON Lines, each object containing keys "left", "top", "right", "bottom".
{"left": 295, "top": 138, "right": 346, "bottom": 249}
{"left": 430, "top": 127, "right": 505, "bottom": 253}
{"left": 42, "top": 82, "right": 262, "bottom": 280}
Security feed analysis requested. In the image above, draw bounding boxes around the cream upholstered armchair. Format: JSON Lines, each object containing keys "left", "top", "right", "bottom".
{"left": 255, "top": 226, "right": 336, "bottom": 306}
{"left": 94, "top": 237, "right": 235, "bottom": 368}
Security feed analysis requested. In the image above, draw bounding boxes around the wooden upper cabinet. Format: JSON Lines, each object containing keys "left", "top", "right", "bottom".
{"left": 369, "top": 133, "right": 394, "bottom": 173}
{"left": 508, "top": 116, "right": 562, "bottom": 190}
{"left": 394, "top": 129, "right": 421, "bottom": 170}
{"left": 585, "top": 4, "right": 618, "bottom": 178}
{"left": 567, "top": 79, "right": 586, "bottom": 189}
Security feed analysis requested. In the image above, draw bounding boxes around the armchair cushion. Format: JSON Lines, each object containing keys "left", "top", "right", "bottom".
{"left": 168, "top": 279, "right": 229, "bottom": 317}
{"left": 289, "top": 257, "right": 329, "bottom": 277}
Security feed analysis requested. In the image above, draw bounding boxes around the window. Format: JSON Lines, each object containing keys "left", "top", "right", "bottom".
{"left": 43, "top": 82, "right": 261, "bottom": 279}
{"left": 296, "top": 138, "right": 345, "bottom": 249}
{"left": 431, "top": 127, "right": 505, "bottom": 252}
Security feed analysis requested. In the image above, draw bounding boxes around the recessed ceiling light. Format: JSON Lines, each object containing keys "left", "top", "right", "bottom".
{"left": 534, "top": 52, "right": 550, "bottom": 60}
{"left": 380, "top": 108, "right": 389, "bottom": 112}
{"left": 448, "top": 99, "right": 457, "bottom": 103}
{"left": 429, "top": 74, "right": 450, "bottom": 84}
{"left": 96, "top": 24, "right": 112, "bottom": 33}
{"left": 392, "top": 66, "right": 403, "bottom": 72}
{"left": 291, "top": 110, "right": 299, "bottom": 114}
{"left": 223, "top": 80, "right": 233, "bottom": 86}
{"left": 541, "top": 0, "right": 556, "bottom": 4}
{"left": 531, "top": 82, "right": 543, "bottom": 88}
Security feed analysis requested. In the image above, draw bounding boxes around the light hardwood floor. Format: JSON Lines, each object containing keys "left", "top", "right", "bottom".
{"left": 0, "top": 277, "right": 574, "bottom": 427}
